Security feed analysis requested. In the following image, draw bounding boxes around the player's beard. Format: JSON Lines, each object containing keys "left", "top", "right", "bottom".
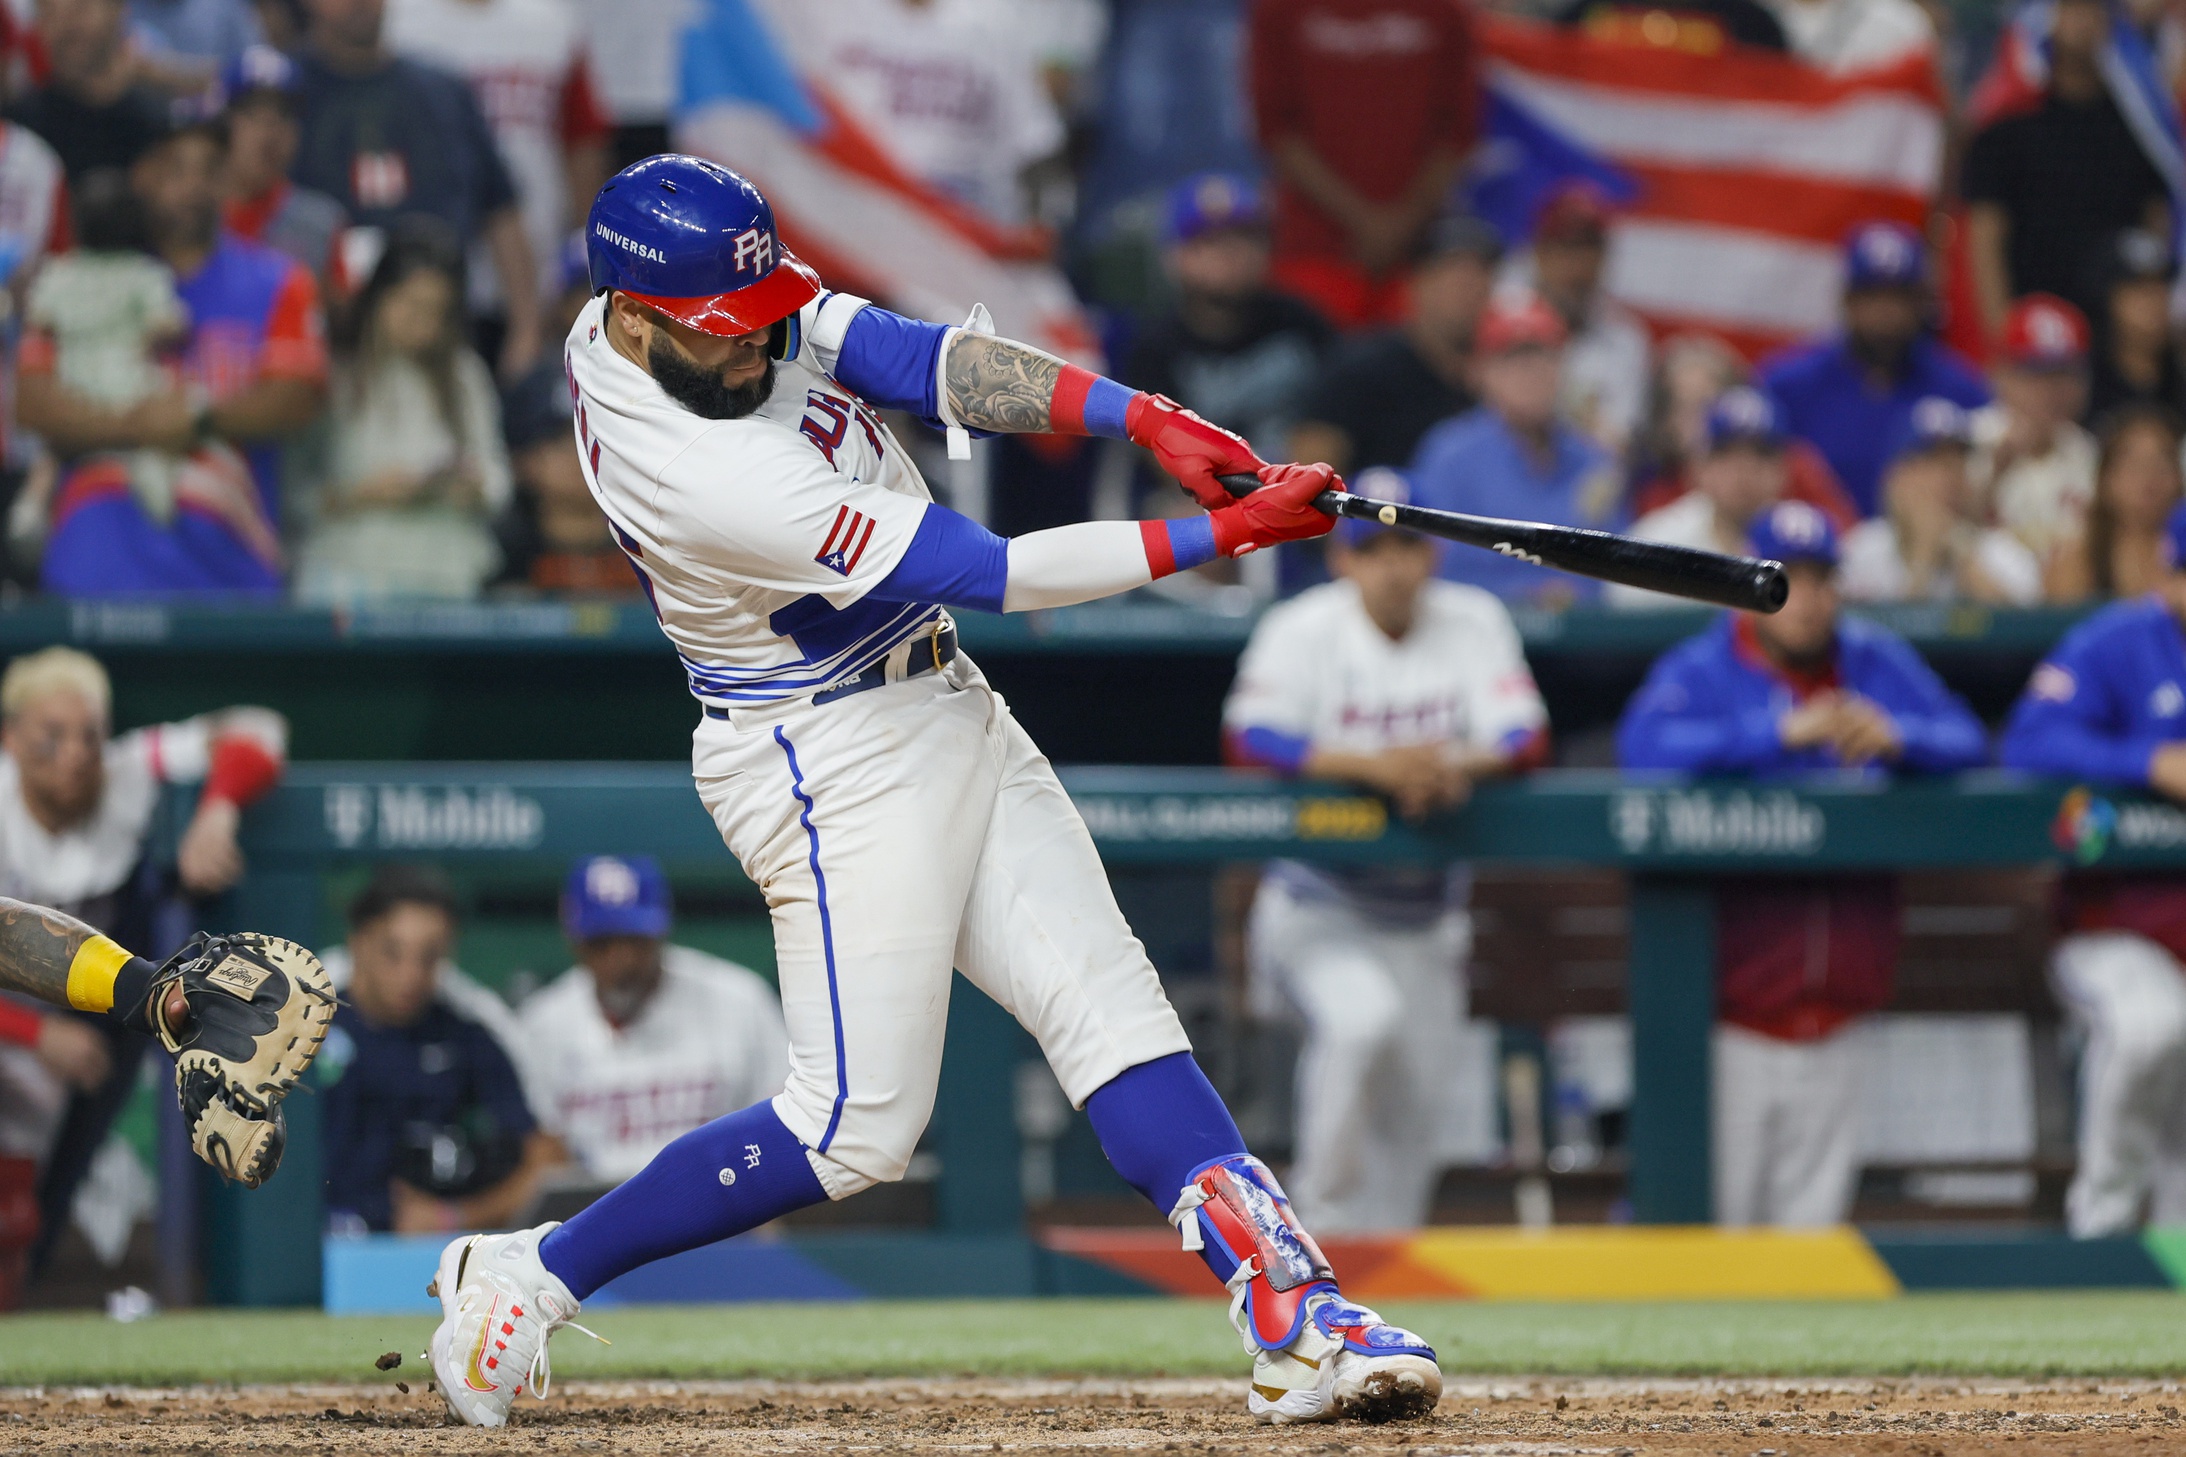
{"left": 649, "top": 335, "right": 777, "bottom": 420}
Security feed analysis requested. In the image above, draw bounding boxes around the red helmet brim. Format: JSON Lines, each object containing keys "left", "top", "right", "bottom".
{"left": 621, "top": 251, "right": 822, "bottom": 338}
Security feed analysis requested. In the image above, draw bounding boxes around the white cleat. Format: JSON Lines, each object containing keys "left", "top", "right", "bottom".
{"left": 424, "top": 1222, "right": 599, "bottom": 1427}
{"left": 1246, "top": 1290, "right": 1442, "bottom": 1425}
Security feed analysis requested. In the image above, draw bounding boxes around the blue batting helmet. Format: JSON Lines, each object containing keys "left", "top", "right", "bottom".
{"left": 586, "top": 155, "right": 821, "bottom": 337}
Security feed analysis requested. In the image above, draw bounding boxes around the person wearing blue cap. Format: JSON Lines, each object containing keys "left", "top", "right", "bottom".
{"left": 1609, "top": 386, "right": 1791, "bottom": 610}
{"left": 1759, "top": 221, "right": 1990, "bottom": 517}
{"left": 1125, "top": 174, "right": 1333, "bottom": 476}
{"left": 1619, "top": 499, "right": 1987, "bottom": 1227}
{"left": 516, "top": 856, "right": 787, "bottom": 1185}
{"left": 219, "top": 44, "right": 349, "bottom": 292}
{"left": 1838, "top": 396, "right": 2041, "bottom": 605}
{"left": 2000, "top": 499, "right": 2186, "bottom": 1235}
{"left": 1223, "top": 465, "right": 1547, "bottom": 1230}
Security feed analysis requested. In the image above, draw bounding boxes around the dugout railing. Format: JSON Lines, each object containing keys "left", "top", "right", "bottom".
{"left": 172, "top": 763, "right": 2186, "bottom": 1305}
{"left": 24, "top": 599, "right": 2086, "bottom": 763}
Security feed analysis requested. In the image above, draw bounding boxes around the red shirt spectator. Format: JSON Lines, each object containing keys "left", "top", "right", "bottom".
{"left": 1249, "top": 0, "right": 1481, "bottom": 328}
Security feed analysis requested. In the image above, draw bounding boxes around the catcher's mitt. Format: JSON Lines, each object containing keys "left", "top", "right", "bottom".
{"left": 147, "top": 932, "right": 336, "bottom": 1189}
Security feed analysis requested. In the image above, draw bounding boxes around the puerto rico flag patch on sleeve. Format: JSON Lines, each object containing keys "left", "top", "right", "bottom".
{"left": 816, "top": 505, "right": 877, "bottom": 576}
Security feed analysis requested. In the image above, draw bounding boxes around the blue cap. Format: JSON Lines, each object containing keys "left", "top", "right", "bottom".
{"left": 2164, "top": 500, "right": 2186, "bottom": 572}
{"left": 1747, "top": 500, "right": 1839, "bottom": 568}
{"left": 1335, "top": 466, "right": 1426, "bottom": 546}
{"left": 1843, "top": 220, "right": 1926, "bottom": 291}
{"left": 1164, "top": 172, "right": 1267, "bottom": 245}
{"left": 1884, "top": 395, "right": 1974, "bottom": 466}
{"left": 1703, "top": 387, "right": 1784, "bottom": 452}
{"left": 563, "top": 855, "right": 672, "bottom": 940}
{"left": 219, "top": 44, "right": 298, "bottom": 106}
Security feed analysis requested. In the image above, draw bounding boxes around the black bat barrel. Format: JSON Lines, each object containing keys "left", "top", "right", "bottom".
{"left": 1212, "top": 473, "right": 1787, "bottom": 613}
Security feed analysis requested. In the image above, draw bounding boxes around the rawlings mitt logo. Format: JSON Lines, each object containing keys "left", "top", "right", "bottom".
{"left": 203, "top": 953, "right": 272, "bottom": 999}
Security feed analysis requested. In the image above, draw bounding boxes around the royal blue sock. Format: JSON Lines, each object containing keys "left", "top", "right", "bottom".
{"left": 1085, "top": 1052, "right": 1250, "bottom": 1282}
{"left": 538, "top": 1100, "right": 828, "bottom": 1301}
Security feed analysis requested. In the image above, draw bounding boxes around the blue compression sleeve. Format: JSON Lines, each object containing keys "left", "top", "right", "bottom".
{"left": 538, "top": 1100, "right": 826, "bottom": 1301}
{"left": 868, "top": 505, "right": 1008, "bottom": 613}
{"left": 834, "top": 306, "right": 951, "bottom": 417}
{"left": 1234, "top": 725, "right": 1311, "bottom": 773}
{"left": 1085, "top": 1052, "right": 1252, "bottom": 1283}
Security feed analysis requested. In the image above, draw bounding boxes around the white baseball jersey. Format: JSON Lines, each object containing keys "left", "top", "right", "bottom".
{"left": 1227, "top": 577, "right": 1547, "bottom": 762}
{"left": 518, "top": 945, "right": 789, "bottom": 1182}
{"left": 1224, "top": 578, "right": 1548, "bottom": 917}
{"left": 0, "top": 717, "right": 226, "bottom": 914}
{"left": 566, "top": 291, "right": 951, "bottom": 707}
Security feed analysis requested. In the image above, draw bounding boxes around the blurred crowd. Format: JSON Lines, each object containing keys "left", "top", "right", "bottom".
{"left": 19, "top": 0, "right": 2186, "bottom": 1301}
{"left": 0, "top": 0, "right": 2169, "bottom": 608}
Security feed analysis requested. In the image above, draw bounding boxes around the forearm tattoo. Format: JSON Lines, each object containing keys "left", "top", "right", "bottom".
{"left": 0, "top": 897, "right": 96, "bottom": 1008}
{"left": 942, "top": 333, "right": 1065, "bottom": 435}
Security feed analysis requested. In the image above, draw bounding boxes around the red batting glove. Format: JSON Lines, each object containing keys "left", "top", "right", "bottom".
{"left": 1209, "top": 463, "right": 1342, "bottom": 558}
{"left": 1125, "top": 393, "right": 1266, "bottom": 509}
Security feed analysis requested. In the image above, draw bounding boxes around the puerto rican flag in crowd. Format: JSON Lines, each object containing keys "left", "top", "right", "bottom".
{"left": 1470, "top": 15, "right": 1945, "bottom": 357}
{"left": 671, "top": 0, "right": 1099, "bottom": 367}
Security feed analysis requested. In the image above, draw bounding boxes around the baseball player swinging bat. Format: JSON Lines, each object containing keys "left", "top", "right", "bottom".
{"left": 1216, "top": 473, "right": 1788, "bottom": 613}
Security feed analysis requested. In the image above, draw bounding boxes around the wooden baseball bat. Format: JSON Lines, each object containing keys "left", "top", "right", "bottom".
{"left": 1215, "top": 474, "right": 1787, "bottom": 613}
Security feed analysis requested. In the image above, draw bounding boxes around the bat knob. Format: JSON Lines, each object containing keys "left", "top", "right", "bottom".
{"left": 1752, "top": 561, "right": 1789, "bottom": 613}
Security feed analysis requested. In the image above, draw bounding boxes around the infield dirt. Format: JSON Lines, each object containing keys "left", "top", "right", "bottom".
{"left": 2, "top": 1376, "right": 2183, "bottom": 1455}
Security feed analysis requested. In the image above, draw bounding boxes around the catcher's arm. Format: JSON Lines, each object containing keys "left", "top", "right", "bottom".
{"left": 0, "top": 899, "right": 335, "bottom": 1189}
{"left": 0, "top": 898, "right": 164, "bottom": 1027}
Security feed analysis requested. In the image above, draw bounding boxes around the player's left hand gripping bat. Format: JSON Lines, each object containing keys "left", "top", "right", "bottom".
{"left": 1216, "top": 473, "right": 1787, "bottom": 613}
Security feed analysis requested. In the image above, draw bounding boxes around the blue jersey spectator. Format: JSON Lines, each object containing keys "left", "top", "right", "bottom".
{"left": 1409, "top": 294, "right": 1619, "bottom": 605}
{"left": 1760, "top": 222, "right": 1990, "bottom": 517}
{"left": 1618, "top": 501, "right": 1986, "bottom": 1229}
{"left": 318, "top": 865, "right": 552, "bottom": 1235}
{"left": 23, "top": 118, "right": 327, "bottom": 597}
{"left": 1999, "top": 504, "right": 2186, "bottom": 1235}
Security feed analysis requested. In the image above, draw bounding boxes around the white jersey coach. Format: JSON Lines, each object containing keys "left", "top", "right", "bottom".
{"left": 520, "top": 945, "right": 789, "bottom": 1183}
{"left": 1225, "top": 571, "right": 1547, "bottom": 1231}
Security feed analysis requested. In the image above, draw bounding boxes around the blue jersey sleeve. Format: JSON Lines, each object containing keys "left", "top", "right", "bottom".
{"left": 1232, "top": 726, "right": 1312, "bottom": 773}
{"left": 1861, "top": 633, "right": 1990, "bottom": 772}
{"left": 833, "top": 306, "right": 951, "bottom": 422}
{"left": 867, "top": 504, "right": 1009, "bottom": 614}
{"left": 1615, "top": 641, "right": 1786, "bottom": 772}
{"left": 2000, "top": 627, "right": 2163, "bottom": 786}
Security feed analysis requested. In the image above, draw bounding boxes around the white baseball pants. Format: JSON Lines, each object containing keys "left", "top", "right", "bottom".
{"left": 692, "top": 656, "right": 1192, "bottom": 1199}
{"left": 2051, "top": 932, "right": 2186, "bottom": 1237}
{"left": 1247, "top": 876, "right": 1470, "bottom": 1232}
{"left": 1712, "top": 1022, "right": 1863, "bottom": 1227}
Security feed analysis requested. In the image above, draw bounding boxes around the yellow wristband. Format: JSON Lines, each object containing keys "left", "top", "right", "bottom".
{"left": 65, "top": 935, "right": 134, "bottom": 1014}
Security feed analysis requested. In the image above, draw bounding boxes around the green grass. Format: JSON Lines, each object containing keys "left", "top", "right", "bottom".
{"left": 4, "top": 1294, "right": 2186, "bottom": 1387}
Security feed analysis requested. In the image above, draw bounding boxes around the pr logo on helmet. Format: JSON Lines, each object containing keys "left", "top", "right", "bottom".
{"left": 732, "top": 226, "right": 776, "bottom": 276}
